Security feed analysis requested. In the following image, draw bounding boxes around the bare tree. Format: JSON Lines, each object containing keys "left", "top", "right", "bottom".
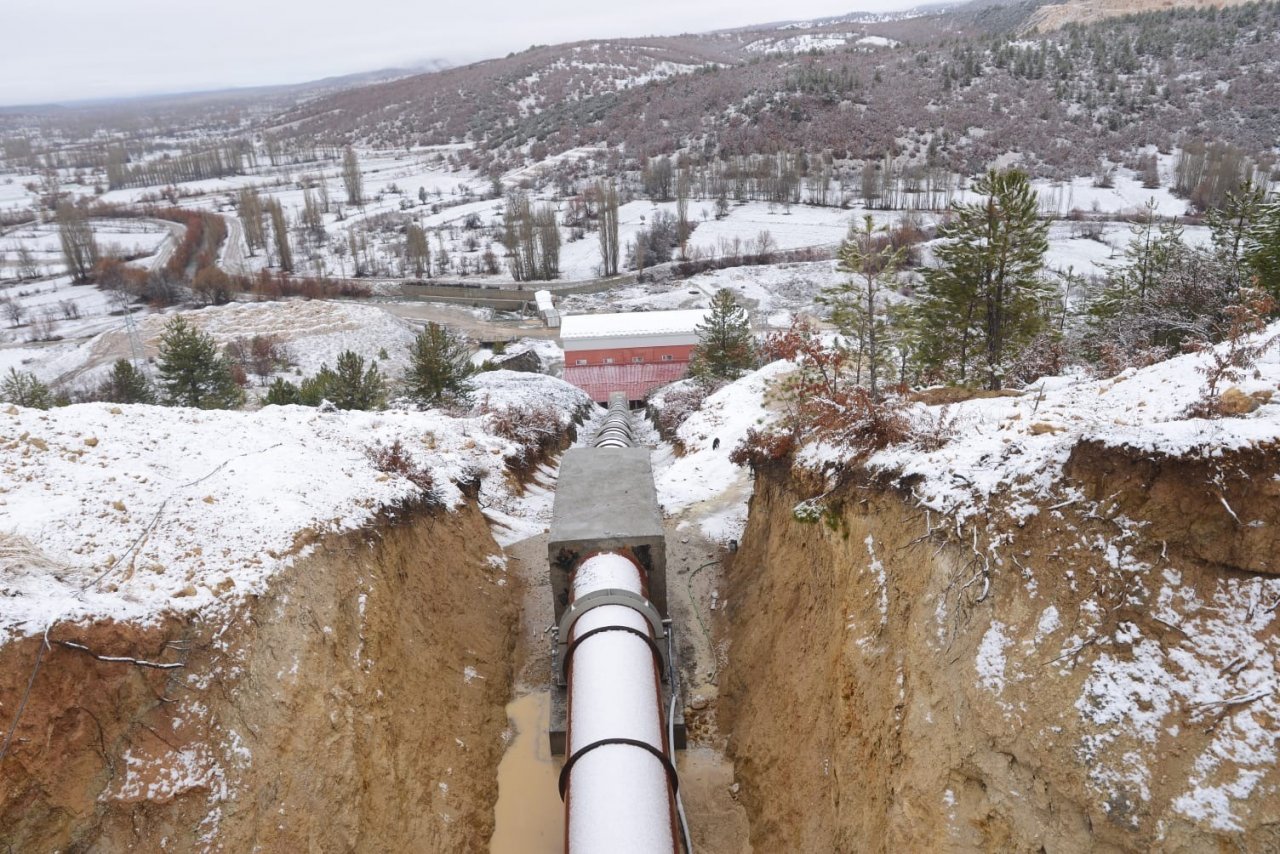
{"left": 342, "top": 147, "right": 363, "bottom": 207}
{"left": 503, "top": 194, "right": 560, "bottom": 281}
{"left": 597, "top": 181, "right": 620, "bottom": 277}
{"left": 405, "top": 223, "right": 431, "bottom": 278}
{"left": 266, "top": 200, "right": 293, "bottom": 272}
{"left": 57, "top": 202, "right": 98, "bottom": 283}
{"left": 676, "top": 168, "right": 692, "bottom": 260}
{"left": 238, "top": 188, "right": 266, "bottom": 256}
{"left": 16, "top": 246, "right": 39, "bottom": 281}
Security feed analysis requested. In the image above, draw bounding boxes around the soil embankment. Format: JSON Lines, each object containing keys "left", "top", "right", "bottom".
{"left": 1, "top": 500, "right": 516, "bottom": 852}
{"left": 721, "top": 446, "right": 1280, "bottom": 852}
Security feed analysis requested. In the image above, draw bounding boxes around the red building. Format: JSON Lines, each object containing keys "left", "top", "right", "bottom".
{"left": 560, "top": 309, "right": 707, "bottom": 403}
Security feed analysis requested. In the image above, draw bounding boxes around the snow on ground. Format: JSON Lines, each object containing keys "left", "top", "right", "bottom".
{"left": 743, "top": 32, "right": 900, "bottom": 53}
{"left": 0, "top": 275, "right": 125, "bottom": 340}
{"left": 838, "top": 323, "right": 1280, "bottom": 522}
{"left": 0, "top": 371, "right": 589, "bottom": 642}
{"left": 652, "top": 361, "right": 792, "bottom": 542}
{"left": 477, "top": 389, "right": 601, "bottom": 546}
{"left": 553, "top": 200, "right": 855, "bottom": 281}
{"left": 16, "top": 299, "right": 422, "bottom": 391}
{"left": 148, "top": 300, "right": 420, "bottom": 379}
{"left": 1029, "top": 174, "right": 1190, "bottom": 219}
{"left": 0, "top": 219, "right": 171, "bottom": 280}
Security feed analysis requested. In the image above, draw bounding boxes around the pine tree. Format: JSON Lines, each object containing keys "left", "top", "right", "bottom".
{"left": 1208, "top": 181, "right": 1265, "bottom": 276}
{"left": 265, "top": 377, "right": 301, "bottom": 406}
{"left": 1245, "top": 197, "right": 1280, "bottom": 302}
{"left": 1100, "top": 199, "right": 1184, "bottom": 313}
{"left": 819, "top": 215, "right": 906, "bottom": 398}
{"left": 99, "top": 359, "right": 155, "bottom": 404}
{"left": 690, "top": 289, "right": 754, "bottom": 382}
{"left": 914, "top": 169, "right": 1050, "bottom": 389}
{"left": 1, "top": 368, "right": 52, "bottom": 409}
{"left": 323, "top": 351, "right": 385, "bottom": 410}
{"left": 156, "top": 316, "right": 244, "bottom": 409}
{"left": 404, "top": 323, "right": 475, "bottom": 405}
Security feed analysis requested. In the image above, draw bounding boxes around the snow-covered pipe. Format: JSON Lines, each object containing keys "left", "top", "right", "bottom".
{"left": 562, "top": 552, "right": 678, "bottom": 854}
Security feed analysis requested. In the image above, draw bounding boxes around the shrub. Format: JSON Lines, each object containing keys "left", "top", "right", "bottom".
{"left": 1185, "top": 289, "right": 1280, "bottom": 417}
{"left": 226, "top": 334, "right": 292, "bottom": 383}
{"left": 763, "top": 320, "right": 912, "bottom": 457}
{"left": 650, "top": 382, "right": 718, "bottom": 441}
{"left": 264, "top": 377, "right": 301, "bottom": 406}
{"left": 365, "top": 439, "right": 439, "bottom": 505}
{"left": 912, "top": 404, "right": 962, "bottom": 452}
{"left": 482, "top": 401, "right": 565, "bottom": 473}
{"left": 729, "top": 428, "right": 796, "bottom": 469}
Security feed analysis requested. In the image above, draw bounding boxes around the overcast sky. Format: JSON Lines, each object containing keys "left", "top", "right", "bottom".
{"left": 0, "top": 0, "right": 922, "bottom": 106}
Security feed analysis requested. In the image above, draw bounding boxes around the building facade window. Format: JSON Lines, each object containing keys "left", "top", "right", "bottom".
{"left": 660, "top": 354, "right": 673, "bottom": 362}
{"left": 604, "top": 357, "right": 614, "bottom": 364}
{"left": 632, "top": 356, "right": 644, "bottom": 363}
{"left": 575, "top": 359, "right": 587, "bottom": 366}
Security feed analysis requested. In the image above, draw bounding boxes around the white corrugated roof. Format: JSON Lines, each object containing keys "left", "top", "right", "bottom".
{"left": 559, "top": 309, "right": 708, "bottom": 341}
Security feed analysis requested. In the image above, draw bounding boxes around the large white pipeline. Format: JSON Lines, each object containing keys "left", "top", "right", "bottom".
{"left": 562, "top": 552, "right": 678, "bottom": 854}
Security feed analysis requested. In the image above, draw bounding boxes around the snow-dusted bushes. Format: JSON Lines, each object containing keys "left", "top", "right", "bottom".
{"left": 732, "top": 321, "right": 912, "bottom": 466}
{"left": 365, "top": 439, "right": 440, "bottom": 506}
{"left": 478, "top": 401, "right": 572, "bottom": 477}
{"left": 649, "top": 381, "right": 720, "bottom": 443}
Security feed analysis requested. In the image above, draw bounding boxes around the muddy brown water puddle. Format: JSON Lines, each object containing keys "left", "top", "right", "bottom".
{"left": 489, "top": 691, "right": 564, "bottom": 853}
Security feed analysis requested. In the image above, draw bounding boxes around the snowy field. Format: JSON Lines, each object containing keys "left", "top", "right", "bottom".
{"left": 1, "top": 218, "right": 172, "bottom": 280}
{"left": 0, "top": 371, "right": 590, "bottom": 642}
{"left": 10, "top": 299, "right": 425, "bottom": 393}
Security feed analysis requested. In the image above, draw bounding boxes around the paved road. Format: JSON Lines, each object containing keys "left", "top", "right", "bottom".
{"left": 219, "top": 214, "right": 249, "bottom": 276}
{"left": 145, "top": 219, "right": 186, "bottom": 272}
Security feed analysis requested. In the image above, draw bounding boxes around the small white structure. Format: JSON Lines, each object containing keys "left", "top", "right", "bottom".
{"left": 535, "top": 290, "right": 560, "bottom": 328}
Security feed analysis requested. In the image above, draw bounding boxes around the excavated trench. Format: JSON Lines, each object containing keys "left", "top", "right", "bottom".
{"left": 0, "top": 500, "right": 516, "bottom": 852}
{"left": 5, "top": 419, "right": 1274, "bottom": 854}
{"left": 12, "top": 410, "right": 1267, "bottom": 852}
{"left": 719, "top": 447, "right": 1280, "bottom": 853}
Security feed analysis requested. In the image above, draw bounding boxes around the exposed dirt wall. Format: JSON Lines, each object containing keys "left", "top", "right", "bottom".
{"left": 722, "top": 448, "right": 1280, "bottom": 853}
{"left": 0, "top": 500, "right": 515, "bottom": 852}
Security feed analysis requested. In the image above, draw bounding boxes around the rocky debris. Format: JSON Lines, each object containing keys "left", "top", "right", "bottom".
{"left": 492, "top": 349, "right": 543, "bottom": 374}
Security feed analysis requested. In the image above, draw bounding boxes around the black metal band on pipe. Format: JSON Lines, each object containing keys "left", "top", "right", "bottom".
{"left": 559, "top": 737, "right": 681, "bottom": 800}
{"left": 563, "top": 624, "right": 665, "bottom": 682}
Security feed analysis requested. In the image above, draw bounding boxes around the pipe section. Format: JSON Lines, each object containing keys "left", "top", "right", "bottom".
{"left": 592, "top": 396, "right": 636, "bottom": 449}
{"left": 563, "top": 553, "right": 678, "bottom": 854}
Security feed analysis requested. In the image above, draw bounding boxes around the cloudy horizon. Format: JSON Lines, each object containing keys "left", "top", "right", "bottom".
{"left": 1, "top": 0, "right": 923, "bottom": 106}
